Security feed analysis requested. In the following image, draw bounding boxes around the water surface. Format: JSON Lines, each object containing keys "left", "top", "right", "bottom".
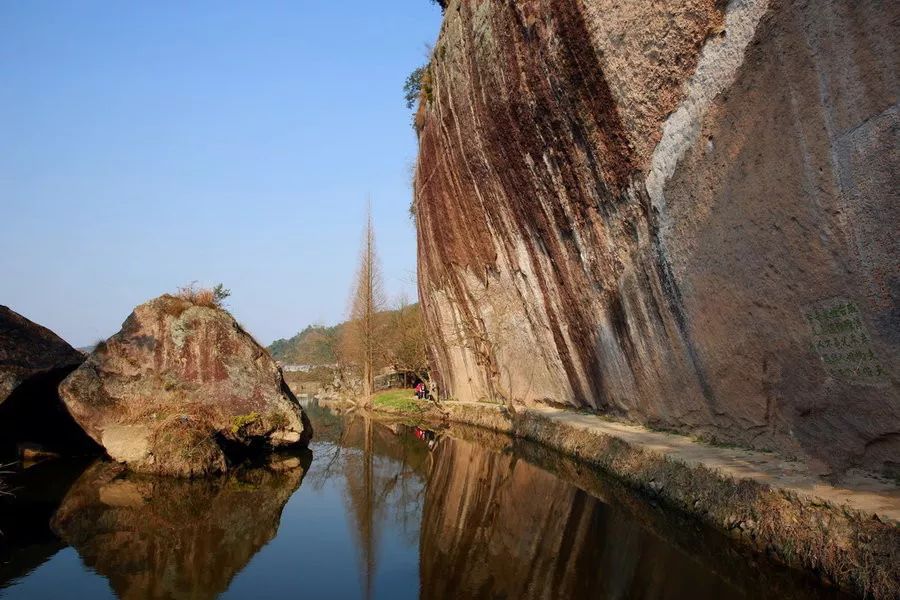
{"left": 0, "top": 404, "right": 847, "bottom": 599}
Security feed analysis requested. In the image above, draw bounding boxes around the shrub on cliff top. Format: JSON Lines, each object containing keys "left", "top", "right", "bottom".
{"left": 176, "top": 282, "right": 231, "bottom": 309}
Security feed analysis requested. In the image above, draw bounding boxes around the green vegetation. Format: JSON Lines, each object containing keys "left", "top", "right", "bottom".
{"left": 404, "top": 66, "right": 427, "bottom": 110}
{"left": 404, "top": 64, "right": 434, "bottom": 132}
{"left": 373, "top": 389, "right": 422, "bottom": 413}
{"left": 267, "top": 304, "right": 427, "bottom": 377}
{"left": 269, "top": 324, "right": 342, "bottom": 364}
{"left": 231, "top": 412, "right": 260, "bottom": 434}
{"left": 176, "top": 281, "right": 232, "bottom": 309}
{"left": 267, "top": 411, "right": 290, "bottom": 429}
{"left": 212, "top": 283, "right": 231, "bottom": 305}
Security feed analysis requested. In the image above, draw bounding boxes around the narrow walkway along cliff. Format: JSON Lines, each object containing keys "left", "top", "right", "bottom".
{"left": 414, "top": 0, "right": 898, "bottom": 477}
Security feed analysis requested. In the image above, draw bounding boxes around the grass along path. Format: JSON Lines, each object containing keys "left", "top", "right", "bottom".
{"left": 372, "top": 389, "right": 423, "bottom": 413}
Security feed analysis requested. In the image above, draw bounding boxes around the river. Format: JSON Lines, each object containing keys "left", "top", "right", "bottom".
{"left": 0, "top": 404, "right": 849, "bottom": 599}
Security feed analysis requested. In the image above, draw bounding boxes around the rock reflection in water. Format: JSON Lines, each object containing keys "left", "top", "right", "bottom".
{"left": 0, "top": 408, "right": 848, "bottom": 599}
{"left": 419, "top": 432, "right": 846, "bottom": 600}
{"left": 50, "top": 455, "right": 310, "bottom": 600}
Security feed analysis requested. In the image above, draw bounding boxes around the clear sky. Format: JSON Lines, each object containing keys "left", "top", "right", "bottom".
{"left": 0, "top": 1, "right": 442, "bottom": 347}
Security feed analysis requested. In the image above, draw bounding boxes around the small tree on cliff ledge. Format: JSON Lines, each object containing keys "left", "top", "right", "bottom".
{"left": 346, "top": 202, "right": 386, "bottom": 407}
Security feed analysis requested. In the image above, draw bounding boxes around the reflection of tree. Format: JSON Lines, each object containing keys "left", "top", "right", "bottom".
{"left": 311, "top": 411, "right": 842, "bottom": 600}
{"left": 51, "top": 460, "right": 307, "bottom": 600}
{"left": 361, "top": 416, "right": 375, "bottom": 600}
{"left": 304, "top": 411, "right": 430, "bottom": 598}
{"left": 344, "top": 415, "right": 431, "bottom": 599}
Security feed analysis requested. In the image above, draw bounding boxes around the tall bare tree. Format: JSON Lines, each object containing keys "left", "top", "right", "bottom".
{"left": 347, "top": 202, "right": 386, "bottom": 407}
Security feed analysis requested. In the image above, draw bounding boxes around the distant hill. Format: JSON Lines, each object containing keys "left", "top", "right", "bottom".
{"left": 268, "top": 304, "right": 423, "bottom": 367}
{"left": 268, "top": 324, "right": 343, "bottom": 365}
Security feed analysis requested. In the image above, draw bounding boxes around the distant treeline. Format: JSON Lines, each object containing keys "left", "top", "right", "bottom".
{"left": 268, "top": 303, "right": 427, "bottom": 379}
{"left": 269, "top": 323, "right": 343, "bottom": 365}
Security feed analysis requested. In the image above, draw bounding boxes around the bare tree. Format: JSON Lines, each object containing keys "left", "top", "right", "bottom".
{"left": 386, "top": 295, "right": 430, "bottom": 384}
{"left": 346, "top": 202, "right": 386, "bottom": 407}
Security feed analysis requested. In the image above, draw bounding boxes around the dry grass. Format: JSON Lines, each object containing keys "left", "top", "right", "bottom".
{"left": 148, "top": 415, "right": 226, "bottom": 478}
{"left": 176, "top": 284, "right": 219, "bottom": 308}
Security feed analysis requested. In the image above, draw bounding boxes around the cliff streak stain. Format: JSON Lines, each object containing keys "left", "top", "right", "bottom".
{"left": 417, "top": 0, "right": 898, "bottom": 473}
{"left": 646, "top": 0, "right": 771, "bottom": 219}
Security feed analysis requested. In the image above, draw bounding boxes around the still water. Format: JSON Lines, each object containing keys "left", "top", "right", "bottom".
{"left": 0, "top": 405, "right": 847, "bottom": 599}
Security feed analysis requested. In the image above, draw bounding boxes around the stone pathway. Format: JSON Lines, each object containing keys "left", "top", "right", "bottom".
{"left": 528, "top": 405, "right": 900, "bottom": 523}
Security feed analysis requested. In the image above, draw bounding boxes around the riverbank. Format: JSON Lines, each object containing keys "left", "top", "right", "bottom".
{"left": 321, "top": 395, "right": 899, "bottom": 599}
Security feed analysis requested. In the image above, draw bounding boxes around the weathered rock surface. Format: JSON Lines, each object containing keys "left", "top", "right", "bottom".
{"left": 0, "top": 306, "right": 94, "bottom": 456}
{"left": 415, "top": 0, "right": 899, "bottom": 474}
{"left": 59, "top": 295, "right": 312, "bottom": 476}
{"left": 0, "top": 306, "right": 83, "bottom": 406}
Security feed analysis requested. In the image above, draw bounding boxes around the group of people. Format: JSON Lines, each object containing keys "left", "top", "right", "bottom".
{"left": 414, "top": 381, "right": 429, "bottom": 400}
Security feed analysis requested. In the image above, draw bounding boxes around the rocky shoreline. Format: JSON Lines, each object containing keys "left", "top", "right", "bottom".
{"left": 322, "top": 397, "right": 899, "bottom": 599}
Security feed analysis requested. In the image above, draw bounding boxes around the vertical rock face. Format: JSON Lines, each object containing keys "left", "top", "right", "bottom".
{"left": 415, "top": 0, "right": 898, "bottom": 473}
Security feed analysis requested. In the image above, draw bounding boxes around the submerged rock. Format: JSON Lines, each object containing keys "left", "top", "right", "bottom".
{"left": 0, "top": 306, "right": 95, "bottom": 456}
{"left": 59, "top": 294, "right": 312, "bottom": 476}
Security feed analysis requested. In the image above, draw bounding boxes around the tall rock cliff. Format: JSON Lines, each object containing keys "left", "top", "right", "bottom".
{"left": 414, "top": 0, "right": 898, "bottom": 473}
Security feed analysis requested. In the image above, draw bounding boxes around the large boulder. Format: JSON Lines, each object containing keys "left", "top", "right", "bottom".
{"left": 59, "top": 294, "right": 312, "bottom": 477}
{"left": 0, "top": 306, "right": 84, "bottom": 407}
{"left": 0, "top": 306, "right": 93, "bottom": 456}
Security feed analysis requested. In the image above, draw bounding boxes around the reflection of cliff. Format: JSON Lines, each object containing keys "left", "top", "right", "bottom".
{"left": 420, "top": 436, "right": 827, "bottom": 600}
{"left": 50, "top": 458, "right": 308, "bottom": 600}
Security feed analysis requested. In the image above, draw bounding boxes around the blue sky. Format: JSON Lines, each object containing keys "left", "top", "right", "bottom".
{"left": 0, "top": 1, "right": 442, "bottom": 347}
